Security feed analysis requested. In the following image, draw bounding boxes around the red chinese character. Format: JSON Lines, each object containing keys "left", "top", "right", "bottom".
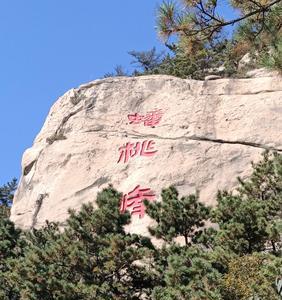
{"left": 117, "top": 140, "right": 157, "bottom": 163}
{"left": 127, "top": 113, "right": 144, "bottom": 125}
{"left": 127, "top": 109, "right": 163, "bottom": 127}
{"left": 117, "top": 142, "right": 141, "bottom": 163}
{"left": 120, "top": 185, "right": 156, "bottom": 218}
{"left": 140, "top": 140, "right": 157, "bottom": 156}
{"left": 143, "top": 109, "right": 163, "bottom": 127}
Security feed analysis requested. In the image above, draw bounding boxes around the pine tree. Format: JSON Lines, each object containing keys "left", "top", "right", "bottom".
{"left": 0, "top": 178, "right": 17, "bottom": 217}
{"left": 156, "top": 0, "right": 282, "bottom": 77}
{"left": 103, "top": 65, "right": 128, "bottom": 78}
{"left": 128, "top": 48, "right": 165, "bottom": 73}
{"left": 1, "top": 152, "right": 281, "bottom": 299}
{"left": 0, "top": 179, "right": 21, "bottom": 300}
{"left": 145, "top": 186, "right": 210, "bottom": 246}
{"left": 212, "top": 151, "right": 282, "bottom": 255}
{"left": 145, "top": 187, "right": 220, "bottom": 299}
{"left": 9, "top": 186, "right": 155, "bottom": 300}
{"left": 151, "top": 244, "right": 222, "bottom": 300}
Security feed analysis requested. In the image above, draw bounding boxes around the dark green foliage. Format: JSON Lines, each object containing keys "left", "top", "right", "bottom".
{"left": 103, "top": 65, "right": 128, "bottom": 78}
{"left": 0, "top": 178, "right": 17, "bottom": 217}
{"left": 148, "top": 0, "right": 282, "bottom": 78}
{"left": 128, "top": 47, "right": 165, "bottom": 73}
{"left": 0, "top": 216, "right": 22, "bottom": 300}
{"left": 0, "top": 178, "right": 17, "bottom": 206}
{"left": 0, "top": 179, "right": 20, "bottom": 260}
{"left": 214, "top": 191, "right": 272, "bottom": 254}
{"left": 152, "top": 244, "right": 222, "bottom": 300}
{"left": 8, "top": 186, "right": 155, "bottom": 300}
{"left": 104, "top": 1, "right": 281, "bottom": 80}
{"left": 103, "top": 48, "right": 165, "bottom": 78}
{"left": 261, "top": 37, "right": 282, "bottom": 72}
{"left": 212, "top": 151, "right": 282, "bottom": 255}
{"left": 149, "top": 39, "right": 238, "bottom": 79}
{"left": 0, "top": 179, "right": 21, "bottom": 300}
{"left": 145, "top": 186, "right": 210, "bottom": 245}
{"left": 145, "top": 152, "right": 282, "bottom": 299}
{"left": 0, "top": 152, "right": 281, "bottom": 299}
{"left": 234, "top": 2, "right": 282, "bottom": 72}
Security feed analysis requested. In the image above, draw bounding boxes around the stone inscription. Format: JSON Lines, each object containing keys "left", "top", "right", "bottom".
{"left": 119, "top": 109, "right": 164, "bottom": 218}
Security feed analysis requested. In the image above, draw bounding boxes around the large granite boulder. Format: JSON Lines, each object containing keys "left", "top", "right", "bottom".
{"left": 11, "top": 75, "right": 282, "bottom": 236}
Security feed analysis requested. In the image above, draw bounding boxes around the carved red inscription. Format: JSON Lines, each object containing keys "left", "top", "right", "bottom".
{"left": 128, "top": 109, "right": 163, "bottom": 127}
{"left": 117, "top": 140, "right": 157, "bottom": 163}
{"left": 120, "top": 185, "right": 156, "bottom": 218}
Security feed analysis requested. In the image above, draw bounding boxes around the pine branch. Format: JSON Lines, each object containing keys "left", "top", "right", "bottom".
{"left": 199, "top": 0, "right": 282, "bottom": 34}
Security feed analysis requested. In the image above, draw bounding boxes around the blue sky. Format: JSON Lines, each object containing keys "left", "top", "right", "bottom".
{"left": 0, "top": 1, "right": 236, "bottom": 185}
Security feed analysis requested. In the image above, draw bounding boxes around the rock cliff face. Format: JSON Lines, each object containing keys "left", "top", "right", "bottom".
{"left": 11, "top": 75, "right": 282, "bottom": 235}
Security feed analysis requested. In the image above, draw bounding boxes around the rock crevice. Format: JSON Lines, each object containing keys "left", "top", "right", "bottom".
{"left": 84, "top": 130, "right": 282, "bottom": 152}
{"left": 31, "top": 193, "right": 48, "bottom": 229}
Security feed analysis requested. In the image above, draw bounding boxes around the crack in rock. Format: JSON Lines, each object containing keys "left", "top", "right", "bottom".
{"left": 129, "top": 132, "right": 282, "bottom": 152}
{"left": 23, "top": 160, "right": 37, "bottom": 176}
{"left": 46, "top": 106, "right": 84, "bottom": 144}
{"left": 83, "top": 129, "right": 282, "bottom": 152}
{"left": 188, "top": 135, "right": 282, "bottom": 152}
{"left": 202, "top": 90, "right": 282, "bottom": 96}
{"left": 31, "top": 193, "right": 48, "bottom": 229}
{"left": 74, "top": 177, "right": 109, "bottom": 197}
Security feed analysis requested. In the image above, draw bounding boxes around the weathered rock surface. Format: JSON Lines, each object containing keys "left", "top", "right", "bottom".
{"left": 11, "top": 75, "right": 282, "bottom": 236}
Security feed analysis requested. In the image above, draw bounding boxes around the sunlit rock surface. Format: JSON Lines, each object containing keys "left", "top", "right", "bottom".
{"left": 11, "top": 75, "right": 282, "bottom": 235}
